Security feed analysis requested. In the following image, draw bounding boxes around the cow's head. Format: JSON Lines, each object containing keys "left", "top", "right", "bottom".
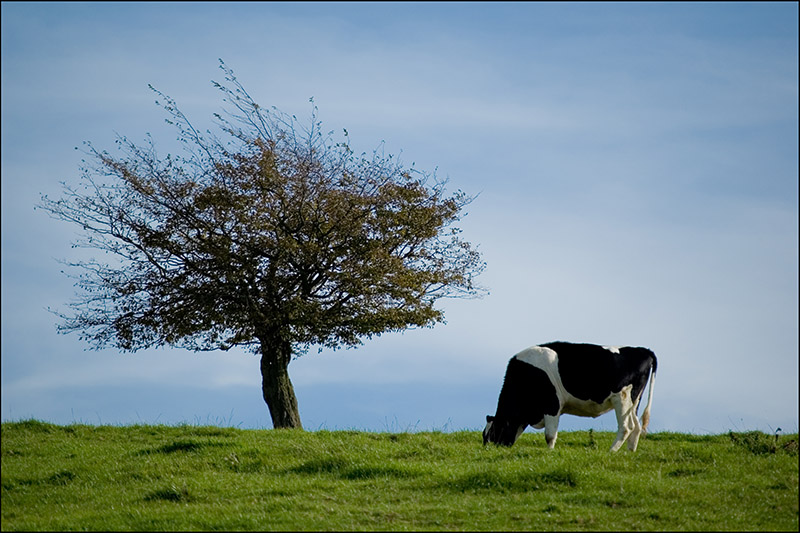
{"left": 483, "top": 415, "right": 526, "bottom": 446}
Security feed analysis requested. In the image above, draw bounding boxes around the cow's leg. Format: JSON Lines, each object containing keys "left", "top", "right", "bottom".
{"left": 544, "top": 414, "right": 560, "bottom": 449}
{"left": 609, "top": 386, "right": 635, "bottom": 452}
{"left": 627, "top": 398, "right": 643, "bottom": 451}
{"left": 512, "top": 423, "right": 527, "bottom": 445}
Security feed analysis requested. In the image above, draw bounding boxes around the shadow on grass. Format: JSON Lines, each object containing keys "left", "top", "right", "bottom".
{"left": 289, "top": 456, "right": 419, "bottom": 480}
{"left": 443, "top": 467, "right": 579, "bottom": 493}
{"left": 136, "top": 438, "right": 230, "bottom": 455}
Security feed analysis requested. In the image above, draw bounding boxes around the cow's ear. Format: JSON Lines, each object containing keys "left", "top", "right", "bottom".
{"left": 486, "top": 415, "right": 495, "bottom": 422}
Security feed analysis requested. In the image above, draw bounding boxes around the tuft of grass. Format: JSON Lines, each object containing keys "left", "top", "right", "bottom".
{"left": 728, "top": 430, "right": 798, "bottom": 456}
{"left": 143, "top": 484, "right": 191, "bottom": 503}
{"left": 1, "top": 421, "right": 797, "bottom": 531}
{"left": 44, "top": 470, "right": 77, "bottom": 486}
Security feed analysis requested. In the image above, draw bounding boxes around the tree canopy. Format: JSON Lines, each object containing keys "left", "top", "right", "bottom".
{"left": 38, "top": 61, "right": 485, "bottom": 428}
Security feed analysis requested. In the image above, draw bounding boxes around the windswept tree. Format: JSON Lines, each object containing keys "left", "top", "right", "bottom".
{"left": 38, "top": 62, "right": 485, "bottom": 429}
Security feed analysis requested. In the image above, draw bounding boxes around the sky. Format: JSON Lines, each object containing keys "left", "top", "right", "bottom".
{"left": 2, "top": 2, "right": 798, "bottom": 436}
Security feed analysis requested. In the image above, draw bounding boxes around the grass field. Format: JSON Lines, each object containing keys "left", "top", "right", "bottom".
{"left": 1, "top": 420, "right": 797, "bottom": 531}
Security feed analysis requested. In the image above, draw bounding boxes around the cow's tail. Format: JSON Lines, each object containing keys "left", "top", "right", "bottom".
{"left": 640, "top": 353, "right": 657, "bottom": 434}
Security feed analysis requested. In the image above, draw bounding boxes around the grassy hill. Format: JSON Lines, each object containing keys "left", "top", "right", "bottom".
{"left": 1, "top": 420, "right": 797, "bottom": 531}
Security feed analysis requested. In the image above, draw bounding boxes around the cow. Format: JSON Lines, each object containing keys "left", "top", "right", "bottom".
{"left": 483, "top": 342, "right": 657, "bottom": 452}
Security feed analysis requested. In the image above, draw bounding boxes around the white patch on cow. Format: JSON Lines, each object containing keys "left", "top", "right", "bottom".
{"left": 515, "top": 346, "right": 592, "bottom": 412}
{"left": 515, "top": 345, "right": 563, "bottom": 399}
{"left": 515, "top": 345, "right": 559, "bottom": 368}
{"left": 603, "top": 346, "right": 621, "bottom": 354}
{"left": 561, "top": 393, "right": 615, "bottom": 418}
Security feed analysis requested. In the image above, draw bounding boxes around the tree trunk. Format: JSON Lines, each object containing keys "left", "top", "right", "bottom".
{"left": 259, "top": 335, "right": 303, "bottom": 429}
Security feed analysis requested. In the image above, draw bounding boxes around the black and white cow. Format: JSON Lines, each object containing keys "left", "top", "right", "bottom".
{"left": 483, "top": 342, "right": 657, "bottom": 452}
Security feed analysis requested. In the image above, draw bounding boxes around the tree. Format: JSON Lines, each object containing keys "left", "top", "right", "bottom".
{"left": 38, "top": 61, "right": 486, "bottom": 429}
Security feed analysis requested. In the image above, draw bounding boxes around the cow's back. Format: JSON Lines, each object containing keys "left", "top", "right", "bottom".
{"left": 542, "top": 342, "right": 656, "bottom": 404}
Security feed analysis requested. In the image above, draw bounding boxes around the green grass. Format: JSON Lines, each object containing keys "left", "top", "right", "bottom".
{"left": 1, "top": 420, "right": 797, "bottom": 531}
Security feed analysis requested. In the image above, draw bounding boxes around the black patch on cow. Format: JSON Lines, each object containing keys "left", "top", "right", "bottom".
{"left": 494, "top": 356, "right": 560, "bottom": 426}
{"left": 542, "top": 342, "right": 657, "bottom": 406}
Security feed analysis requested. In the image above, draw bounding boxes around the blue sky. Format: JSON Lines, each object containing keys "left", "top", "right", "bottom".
{"left": 2, "top": 2, "right": 798, "bottom": 435}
